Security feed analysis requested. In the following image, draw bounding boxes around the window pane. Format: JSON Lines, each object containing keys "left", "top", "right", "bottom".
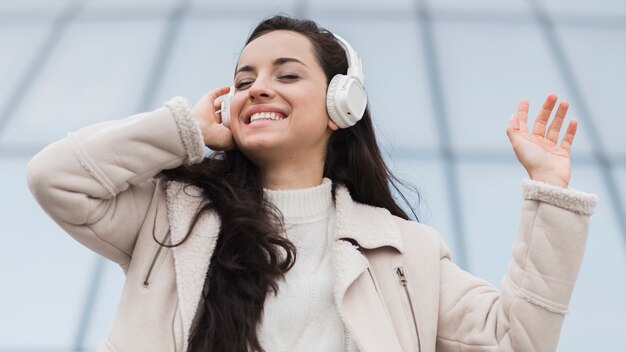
{"left": 0, "top": 18, "right": 167, "bottom": 148}
{"left": 555, "top": 25, "right": 626, "bottom": 160}
{"left": 540, "top": 0, "right": 626, "bottom": 18}
{"left": 0, "top": 23, "right": 52, "bottom": 113}
{"left": 309, "top": 0, "right": 414, "bottom": 13}
{"left": 456, "top": 160, "right": 528, "bottom": 282}
{"left": 433, "top": 20, "right": 594, "bottom": 156}
{"left": 0, "top": 157, "right": 96, "bottom": 349}
{"left": 190, "top": 0, "right": 297, "bottom": 13}
{"left": 82, "top": 259, "right": 125, "bottom": 349}
{"left": 81, "top": 0, "right": 179, "bottom": 16}
{"left": 391, "top": 157, "right": 459, "bottom": 256}
{"left": 426, "top": 0, "right": 531, "bottom": 15}
{"left": 150, "top": 17, "right": 251, "bottom": 108}
{"left": 0, "top": 0, "right": 71, "bottom": 17}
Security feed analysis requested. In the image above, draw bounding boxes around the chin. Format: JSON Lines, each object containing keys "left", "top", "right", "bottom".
{"left": 240, "top": 135, "right": 281, "bottom": 150}
{"left": 237, "top": 138, "right": 284, "bottom": 162}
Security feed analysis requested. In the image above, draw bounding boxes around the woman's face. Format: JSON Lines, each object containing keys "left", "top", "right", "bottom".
{"left": 229, "top": 30, "right": 338, "bottom": 165}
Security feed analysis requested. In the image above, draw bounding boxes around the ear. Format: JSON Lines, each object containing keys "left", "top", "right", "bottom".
{"left": 328, "top": 119, "right": 340, "bottom": 131}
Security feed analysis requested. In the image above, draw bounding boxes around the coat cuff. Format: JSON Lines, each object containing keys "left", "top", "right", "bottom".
{"left": 522, "top": 178, "right": 599, "bottom": 216}
{"left": 163, "top": 96, "right": 205, "bottom": 165}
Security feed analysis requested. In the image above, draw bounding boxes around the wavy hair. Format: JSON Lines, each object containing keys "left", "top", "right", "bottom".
{"left": 157, "top": 14, "right": 420, "bottom": 352}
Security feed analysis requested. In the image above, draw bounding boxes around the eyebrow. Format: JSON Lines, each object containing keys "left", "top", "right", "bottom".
{"left": 234, "top": 57, "right": 308, "bottom": 78}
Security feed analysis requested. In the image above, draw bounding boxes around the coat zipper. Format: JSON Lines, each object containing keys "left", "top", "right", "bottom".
{"left": 395, "top": 266, "right": 422, "bottom": 352}
{"left": 143, "top": 230, "right": 171, "bottom": 287}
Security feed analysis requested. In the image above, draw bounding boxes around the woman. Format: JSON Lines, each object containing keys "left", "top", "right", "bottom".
{"left": 26, "top": 14, "right": 598, "bottom": 352}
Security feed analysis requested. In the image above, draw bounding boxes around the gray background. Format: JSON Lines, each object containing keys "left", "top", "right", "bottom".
{"left": 1, "top": 0, "right": 625, "bottom": 350}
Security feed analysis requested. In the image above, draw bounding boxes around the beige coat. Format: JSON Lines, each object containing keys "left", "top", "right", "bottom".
{"left": 26, "top": 97, "right": 598, "bottom": 352}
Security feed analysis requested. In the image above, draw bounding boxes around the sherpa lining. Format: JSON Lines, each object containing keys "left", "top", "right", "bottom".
{"left": 163, "top": 96, "right": 205, "bottom": 165}
{"left": 522, "top": 179, "right": 598, "bottom": 216}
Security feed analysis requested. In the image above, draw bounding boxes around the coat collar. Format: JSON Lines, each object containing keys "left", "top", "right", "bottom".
{"left": 332, "top": 182, "right": 405, "bottom": 254}
{"left": 164, "top": 180, "right": 404, "bottom": 351}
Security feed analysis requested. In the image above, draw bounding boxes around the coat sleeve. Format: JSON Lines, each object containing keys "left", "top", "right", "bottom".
{"left": 26, "top": 97, "right": 205, "bottom": 269}
{"left": 435, "top": 179, "right": 599, "bottom": 352}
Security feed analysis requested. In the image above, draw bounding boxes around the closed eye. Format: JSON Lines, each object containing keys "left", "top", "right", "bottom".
{"left": 279, "top": 74, "right": 300, "bottom": 80}
{"left": 235, "top": 80, "right": 252, "bottom": 89}
{"left": 235, "top": 75, "right": 300, "bottom": 90}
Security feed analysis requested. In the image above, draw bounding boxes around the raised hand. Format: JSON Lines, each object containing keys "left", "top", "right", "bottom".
{"left": 505, "top": 93, "right": 577, "bottom": 188}
{"left": 192, "top": 86, "right": 236, "bottom": 151}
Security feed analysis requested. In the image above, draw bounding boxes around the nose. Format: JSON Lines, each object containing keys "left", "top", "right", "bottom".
{"left": 248, "top": 76, "right": 275, "bottom": 101}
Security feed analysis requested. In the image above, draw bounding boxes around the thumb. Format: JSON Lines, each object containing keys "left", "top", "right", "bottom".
{"left": 506, "top": 113, "right": 517, "bottom": 136}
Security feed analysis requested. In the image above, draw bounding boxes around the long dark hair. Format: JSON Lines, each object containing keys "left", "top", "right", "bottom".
{"left": 158, "top": 14, "right": 420, "bottom": 352}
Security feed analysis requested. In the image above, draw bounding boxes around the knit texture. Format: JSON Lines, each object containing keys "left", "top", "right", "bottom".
{"left": 259, "top": 178, "right": 359, "bottom": 352}
{"left": 163, "top": 96, "right": 205, "bottom": 165}
{"left": 521, "top": 179, "right": 599, "bottom": 216}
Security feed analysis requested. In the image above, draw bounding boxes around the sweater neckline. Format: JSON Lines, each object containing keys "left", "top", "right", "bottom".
{"left": 263, "top": 178, "right": 333, "bottom": 219}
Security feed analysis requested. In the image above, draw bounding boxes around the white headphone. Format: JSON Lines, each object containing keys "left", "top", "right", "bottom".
{"left": 325, "top": 33, "right": 367, "bottom": 128}
{"left": 220, "top": 32, "right": 367, "bottom": 129}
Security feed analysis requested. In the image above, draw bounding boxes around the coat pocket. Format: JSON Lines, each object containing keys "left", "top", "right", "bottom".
{"left": 395, "top": 265, "right": 422, "bottom": 352}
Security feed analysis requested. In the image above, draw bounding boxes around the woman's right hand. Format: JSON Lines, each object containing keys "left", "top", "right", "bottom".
{"left": 191, "top": 86, "right": 236, "bottom": 151}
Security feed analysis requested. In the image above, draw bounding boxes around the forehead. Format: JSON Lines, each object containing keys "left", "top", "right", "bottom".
{"left": 237, "top": 30, "right": 316, "bottom": 68}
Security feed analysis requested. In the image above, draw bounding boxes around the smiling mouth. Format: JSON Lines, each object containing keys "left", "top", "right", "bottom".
{"left": 246, "top": 112, "right": 288, "bottom": 124}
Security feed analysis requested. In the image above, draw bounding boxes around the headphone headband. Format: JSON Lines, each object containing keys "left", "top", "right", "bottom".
{"left": 331, "top": 33, "right": 365, "bottom": 86}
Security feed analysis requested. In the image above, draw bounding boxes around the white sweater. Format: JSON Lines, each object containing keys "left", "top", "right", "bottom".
{"left": 258, "top": 178, "right": 359, "bottom": 352}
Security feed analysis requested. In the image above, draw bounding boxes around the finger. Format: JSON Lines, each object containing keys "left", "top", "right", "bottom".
{"left": 214, "top": 99, "right": 223, "bottom": 124}
{"left": 215, "top": 124, "right": 235, "bottom": 149}
{"left": 508, "top": 113, "right": 519, "bottom": 131}
{"left": 213, "top": 89, "right": 229, "bottom": 115}
{"left": 517, "top": 99, "right": 529, "bottom": 133}
{"left": 532, "top": 93, "right": 558, "bottom": 136}
{"left": 196, "top": 86, "right": 231, "bottom": 122}
{"left": 560, "top": 119, "right": 578, "bottom": 154}
{"left": 546, "top": 100, "right": 569, "bottom": 144}
{"left": 506, "top": 113, "right": 520, "bottom": 142}
{"left": 198, "top": 86, "right": 231, "bottom": 107}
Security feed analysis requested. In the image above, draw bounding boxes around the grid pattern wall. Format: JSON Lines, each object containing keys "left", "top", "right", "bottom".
{"left": 1, "top": 0, "right": 625, "bottom": 350}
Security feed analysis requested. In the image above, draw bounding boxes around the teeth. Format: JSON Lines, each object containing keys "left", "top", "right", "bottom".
{"left": 250, "top": 112, "right": 285, "bottom": 123}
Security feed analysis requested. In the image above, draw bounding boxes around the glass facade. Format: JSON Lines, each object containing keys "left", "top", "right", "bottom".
{"left": 1, "top": 0, "right": 624, "bottom": 350}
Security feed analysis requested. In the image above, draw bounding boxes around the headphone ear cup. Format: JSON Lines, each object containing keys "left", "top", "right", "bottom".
{"left": 326, "top": 74, "right": 366, "bottom": 129}
{"left": 326, "top": 74, "right": 346, "bottom": 128}
{"left": 220, "top": 87, "right": 234, "bottom": 128}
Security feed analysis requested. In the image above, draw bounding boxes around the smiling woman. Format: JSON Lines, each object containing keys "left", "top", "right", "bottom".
{"left": 26, "top": 13, "right": 598, "bottom": 352}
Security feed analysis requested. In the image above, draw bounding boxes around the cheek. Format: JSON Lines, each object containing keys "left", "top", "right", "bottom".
{"left": 288, "top": 112, "right": 329, "bottom": 144}
{"left": 295, "top": 88, "right": 329, "bottom": 125}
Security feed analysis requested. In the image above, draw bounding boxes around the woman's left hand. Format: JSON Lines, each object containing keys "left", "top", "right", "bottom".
{"left": 506, "top": 93, "right": 577, "bottom": 188}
